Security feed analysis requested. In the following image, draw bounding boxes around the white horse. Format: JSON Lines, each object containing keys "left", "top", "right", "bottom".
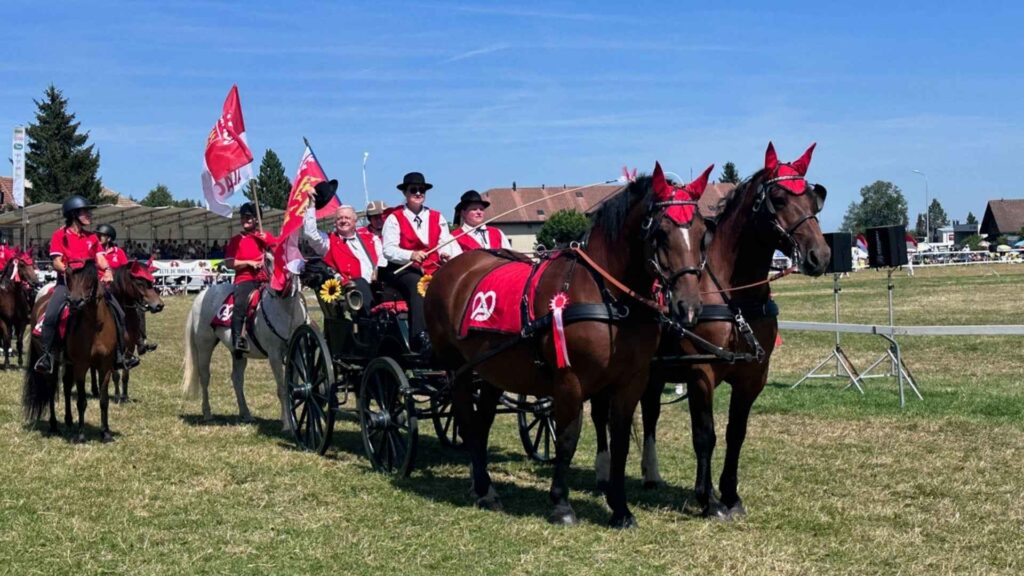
{"left": 181, "top": 277, "right": 308, "bottom": 429}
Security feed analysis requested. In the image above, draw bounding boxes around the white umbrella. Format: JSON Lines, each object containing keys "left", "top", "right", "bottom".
{"left": 996, "top": 244, "right": 1012, "bottom": 253}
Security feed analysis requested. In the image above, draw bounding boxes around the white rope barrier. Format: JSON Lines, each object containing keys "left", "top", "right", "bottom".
{"left": 779, "top": 320, "right": 1024, "bottom": 336}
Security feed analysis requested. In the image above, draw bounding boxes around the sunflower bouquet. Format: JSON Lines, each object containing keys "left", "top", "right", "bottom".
{"left": 319, "top": 277, "right": 343, "bottom": 303}
{"left": 417, "top": 274, "right": 433, "bottom": 297}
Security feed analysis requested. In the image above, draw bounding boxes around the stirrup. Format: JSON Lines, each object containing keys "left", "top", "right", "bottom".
{"left": 117, "top": 355, "right": 140, "bottom": 370}
{"left": 235, "top": 337, "right": 250, "bottom": 353}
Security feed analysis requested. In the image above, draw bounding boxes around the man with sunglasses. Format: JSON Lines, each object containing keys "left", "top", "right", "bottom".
{"left": 381, "top": 172, "right": 461, "bottom": 354}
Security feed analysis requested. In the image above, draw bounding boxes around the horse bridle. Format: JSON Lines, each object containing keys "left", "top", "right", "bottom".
{"left": 751, "top": 172, "right": 823, "bottom": 264}
{"left": 643, "top": 198, "right": 707, "bottom": 298}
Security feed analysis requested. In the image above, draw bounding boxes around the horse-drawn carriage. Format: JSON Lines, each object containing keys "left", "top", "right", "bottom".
{"left": 283, "top": 266, "right": 556, "bottom": 476}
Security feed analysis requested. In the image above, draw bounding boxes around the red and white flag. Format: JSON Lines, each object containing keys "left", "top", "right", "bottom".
{"left": 201, "top": 85, "right": 254, "bottom": 217}
{"left": 271, "top": 145, "right": 331, "bottom": 290}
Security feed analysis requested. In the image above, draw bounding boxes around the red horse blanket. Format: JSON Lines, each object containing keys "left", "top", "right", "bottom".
{"left": 459, "top": 260, "right": 552, "bottom": 338}
{"left": 32, "top": 284, "right": 70, "bottom": 338}
{"left": 211, "top": 288, "right": 263, "bottom": 328}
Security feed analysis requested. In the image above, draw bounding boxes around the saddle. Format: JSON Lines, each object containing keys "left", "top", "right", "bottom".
{"left": 211, "top": 287, "right": 263, "bottom": 333}
{"left": 31, "top": 283, "right": 73, "bottom": 339}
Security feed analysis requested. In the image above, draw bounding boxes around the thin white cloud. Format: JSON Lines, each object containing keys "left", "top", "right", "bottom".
{"left": 441, "top": 44, "right": 511, "bottom": 64}
{"left": 407, "top": 2, "right": 613, "bottom": 22}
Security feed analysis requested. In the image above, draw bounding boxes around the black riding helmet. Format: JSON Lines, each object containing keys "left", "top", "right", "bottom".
{"left": 96, "top": 224, "right": 117, "bottom": 241}
{"left": 62, "top": 195, "right": 97, "bottom": 224}
{"left": 239, "top": 202, "right": 261, "bottom": 220}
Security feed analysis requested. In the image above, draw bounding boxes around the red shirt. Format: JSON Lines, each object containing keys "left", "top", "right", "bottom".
{"left": 102, "top": 246, "right": 129, "bottom": 269}
{"left": 50, "top": 226, "right": 101, "bottom": 279}
{"left": 226, "top": 231, "right": 277, "bottom": 284}
{"left": 0, "top": 245, "right": 15, "bottom": 268}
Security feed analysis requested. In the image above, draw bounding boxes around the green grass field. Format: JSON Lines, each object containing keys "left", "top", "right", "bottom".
{"left": 1, "top": 265, "right": 1022, "bottom": 575}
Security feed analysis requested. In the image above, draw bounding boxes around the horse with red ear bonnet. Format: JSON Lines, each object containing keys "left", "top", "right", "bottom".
{"left": 425, "top": 163, "right": 708, "bottom": 528}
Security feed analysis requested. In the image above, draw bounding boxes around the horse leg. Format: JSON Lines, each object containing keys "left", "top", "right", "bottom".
{"left": 641, "top": 376, "right": 667, "bottom": 489}
{"left": 74, "top": 374, "right": 88, "bottom": 443}
{"left": 547, "top": 374, "right": 584, "bottom": 525}
{"left": 230, "top": 355, "right": 254, "bottom": 423}
{"left": 718, "top": 372, "right": 766, "bottom": 519}
{"left": 269, "top": 353, "right": 290, "bottom": 431}
{"left": 99, "top": 369, "right": 114, "bottom": 443}
{"left": 460, "top": 381, "right": 503, "bottom": 511}
{"left": 47, "top": 374, "right": 59, "bottom": 435}
{"left": 605, "top": 377, "right": 646, "bottom": 529}
{"left": 121, "top": 369, "right": 130, "bottom": 403}
{"left": 196, "top": 335, "right": 216, "bottom": 422}
{"left": 687, "top": 371, "right": 727, "bottom": 518}
{"left": 590, "top": 388, "right": 611, "bottom": 492}
{"left": 90, "top": 367, "right": 99, "bottom": 397}
{"left": 16, "top": 324, "right": 25, "bottom": 367}
{"left": 63, "top": 365, "right": 74, "bottom": 432}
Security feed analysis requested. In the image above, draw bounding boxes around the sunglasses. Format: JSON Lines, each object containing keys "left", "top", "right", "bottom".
{"left": 406, "top": 187, "right": 427, "bottom": 196}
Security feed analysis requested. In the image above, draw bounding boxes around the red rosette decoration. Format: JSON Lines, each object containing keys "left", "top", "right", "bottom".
{"left": 549, "top": 292, "right": 571, "bottom": 368}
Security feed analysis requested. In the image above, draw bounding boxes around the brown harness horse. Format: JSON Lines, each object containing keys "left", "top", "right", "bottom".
{"left": 23, "top": 260, "right": 120, "bottom": 442}
{"left": 426, "top": 170, "right": 707, "bottom": 528}
{"left": 0, "top": 254, "right": 38, "bottom": 369}
{"left": 592, "top": 142, "right": 830, "bottom": 519}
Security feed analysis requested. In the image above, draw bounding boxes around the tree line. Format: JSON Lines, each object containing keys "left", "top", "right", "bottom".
{"left": 20, "top": 85, "right": 292, "bottom": 211}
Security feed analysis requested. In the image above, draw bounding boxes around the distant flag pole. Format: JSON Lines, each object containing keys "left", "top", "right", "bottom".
{"left": 362, "top": 152, "right": 370, "bottom": 210}
{"left": 201, "top": 85, "right": 255, "bottom": 217}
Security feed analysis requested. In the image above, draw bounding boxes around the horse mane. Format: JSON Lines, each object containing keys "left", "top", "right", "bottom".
{"left": 0, "top": 259, "right": 14, "bottom": 290}
{"left": 710, "top": 168, "right": 767, "bottom": 224}
{"left": 590, "top": 176, "right": 653, "bottom": 242}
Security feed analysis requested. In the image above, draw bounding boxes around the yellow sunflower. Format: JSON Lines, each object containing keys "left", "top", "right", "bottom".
{"left": 320, "top": 278, "right": 343, "bottom": 303}
{"left": 416, "top": 274, "right": 433, "bottom": 297}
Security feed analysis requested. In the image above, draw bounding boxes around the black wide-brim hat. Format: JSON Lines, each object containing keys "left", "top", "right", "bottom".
{"left": 454, "top": 189, "right": 490, "bottom": 214}
{"left": 397, "top": 172, "right": 433, "bottom": 192}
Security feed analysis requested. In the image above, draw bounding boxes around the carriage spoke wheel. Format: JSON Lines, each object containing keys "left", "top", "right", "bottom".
{"left": 286, "top": 324, "right": 336, "bottom": 454}
{"left": 359, "top": 357, "right": 418, "bottom": 476}
{"left": 430, "top": 392, "right": 463, "bottom": 449}
{"left": 516, "top": 394, "right": 555, "bottom": 463}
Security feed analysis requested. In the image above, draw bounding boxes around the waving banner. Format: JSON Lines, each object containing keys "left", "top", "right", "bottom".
{"left": 201, "top": 85, "right": 254, "bottom": 217}
{"left": 271, "top": 144, "right": 328, "bottom": 290}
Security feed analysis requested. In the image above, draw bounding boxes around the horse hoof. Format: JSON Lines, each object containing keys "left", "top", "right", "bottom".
{"left": 101, "top": 432, "right": 115, "bottom": 443}
{"left": 704, "top": 502, "right": 731, "bottom": 521}
{"left": 547, "top": 506, "right": 577, "bottom": 526}
{"left": 608, "top": 512, "right": 638, "bottom": 529}
{"left": 726, "top": 501, "right": 747, "bottom": 519}
{"left": 73, "top": 434, "right": 87, "bottom": 444}
{"left": 475, "top": 496, "right": 503, "bottom": 512}
{"left": 240, "top": 415, "right": 256, "bottom": 424}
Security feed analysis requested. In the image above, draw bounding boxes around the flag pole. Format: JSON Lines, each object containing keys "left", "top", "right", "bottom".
{"left": 393, "top": 178, "right": 621, "bottom": 274}
{"left": 249, "top": 178, "right": 264, "bottom": 234}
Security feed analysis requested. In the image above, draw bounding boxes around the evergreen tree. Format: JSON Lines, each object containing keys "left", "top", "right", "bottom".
{"left": 965, "top": 211, "right": 977, "bottom": 225}
{"left": 838, "top": 181, "right": 909, "bottom": 234}
{"left": 718, "top": 162, "right": 740, "bottom": 184}
{"left": 24, "top": 85, "right": 106, "bottom": 204}
{"left": 914, "top": 213, "right": 927, "bottom": 238}
{"left": 244, "top": 149, "right": 291, "bottom": 210}
{"left": 535, "top": 209, "right": 590, "bottom": 250}
{"left": 926, "top": 198, "right": 949, "bottom": 237}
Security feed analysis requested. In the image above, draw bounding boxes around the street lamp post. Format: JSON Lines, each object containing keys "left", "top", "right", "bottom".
{"left": 912, "top": 170, "right": 929, "bottom": 241}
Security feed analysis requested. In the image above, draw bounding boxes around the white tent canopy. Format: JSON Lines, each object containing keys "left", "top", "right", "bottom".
{"left": 0, "top": 203, "right": 293, "bottom": 247}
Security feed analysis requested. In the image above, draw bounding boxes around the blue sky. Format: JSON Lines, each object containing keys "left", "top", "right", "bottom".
{"left": 2, "top": 1, "right": 1022, "bottom": 231}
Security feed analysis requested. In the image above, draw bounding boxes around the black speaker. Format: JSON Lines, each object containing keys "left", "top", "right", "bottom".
{"left": 866, "top": 225, "right": 908, "bottom": 268}
{"left": 824, "top": 232, "right": 853, "bottom": 274}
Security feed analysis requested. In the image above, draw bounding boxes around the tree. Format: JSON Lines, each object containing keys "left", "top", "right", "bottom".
{"left": 244, "top": 149, "right": 291, "bottom": 210}
{"left": 718, "top": 162, "right": 740, "bottom": 184}
{"left": 535, "top": 209, "right": 589, "bottom": 250}
{"left": 960, "top": 234, "right": 983, "bottom": 250}
{"left": 25, "top": 85, "right": 106, "bottom": 204}
{"left": 926, "top": 198, "right": 949, "bottom": 237}
{"left": 914, "top": 213, "right": 927, "bottom": 238}
{"left": 965, "top": 211, "right": 978, "bottom": 225}
{"left": 140, "top": 184, "right": 198, "bottom": 208}
{"left": 838, "top": 181, "right": 909, "bottom": 234}
{"left": 140, "top": 184, "right": 174, "bottom": 207}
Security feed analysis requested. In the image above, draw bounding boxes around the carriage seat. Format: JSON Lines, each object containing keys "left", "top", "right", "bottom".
{"left": 370, "top": 300, "right": 408, "bottom": 315}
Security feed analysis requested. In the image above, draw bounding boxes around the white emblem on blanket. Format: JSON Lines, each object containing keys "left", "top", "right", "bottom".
{"left": 469, "top": 291, "right": 497, "bottom": 322}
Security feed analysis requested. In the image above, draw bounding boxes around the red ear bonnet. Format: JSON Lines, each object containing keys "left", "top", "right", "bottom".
{"left": 652, "top": 161, "right": 672, "bottom": 202}
{"left": 652, "top": 161, "right": 710, "bottom": 225}
{"left": 130, "top": 260, "right": 156, "bottom": 283}
{"left": 765, "top": 142, "right": 815, "bottom": 194}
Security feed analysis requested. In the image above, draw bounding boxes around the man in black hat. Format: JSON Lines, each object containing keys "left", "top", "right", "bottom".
{"left": 381, "top": 172, "right": 461, "bottom": 354}
{"left": 452, "top": 190, "right": 512, "bottom": 252}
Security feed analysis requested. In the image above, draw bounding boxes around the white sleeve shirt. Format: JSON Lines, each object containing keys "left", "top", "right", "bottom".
{"left": 302, "top": 207, "right": 329, "bottom": 257}
{"left": 382, "top": 206, "right": 462, "bottom": 265}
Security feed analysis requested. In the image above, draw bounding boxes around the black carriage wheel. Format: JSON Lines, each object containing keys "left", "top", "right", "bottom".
{"left": 285, "top": 324, "right": 336, "bottom": 454}
{"left": 429, "top": 392, "right": 463, "bottom": 449}
{"left": 358, "top": 357, "right": 418, "bottom": 476}
{"left": 517, "top": 394, "right": 556, "bottom": 463}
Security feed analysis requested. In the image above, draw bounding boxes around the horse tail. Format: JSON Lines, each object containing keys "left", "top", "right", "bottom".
{"left": 22, "top": 337, "right": 55, "bottom": 422}
{"left": 181, "top": 297, "right": 200, "bottom": 399}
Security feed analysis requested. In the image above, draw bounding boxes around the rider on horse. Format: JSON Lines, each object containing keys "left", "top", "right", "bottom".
{"left": 96, "top": 223, "right": 157, "bottom": 355}
{"left": 303, "top": 202, "right": 384, "bottom": 312}
{"left": 224, "top": 202, "right": 277, "bottom": 355}
{"left": 34, "top": 196, "right": 139, "bottom": 375}
{"left": 452, "top": 190, "right": 512, "bottom": 251}
{"left": 380, "top": 172, "right": 461, "bottom": 354}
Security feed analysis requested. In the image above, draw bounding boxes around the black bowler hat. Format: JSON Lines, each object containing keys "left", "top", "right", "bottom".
{"left": 397, "top": 172, "right": 433, "bottom": 192}
{"left": 453, "top": 190, "right": 490, "bottom": 225}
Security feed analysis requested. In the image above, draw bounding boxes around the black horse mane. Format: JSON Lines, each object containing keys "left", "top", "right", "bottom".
{"left": 0, "top": 258, "right": 16, "bottom": 290}
{"left": 710, "top": 168, "right": 767, "bottom": 223}
{"left": 590, "top": 175, "right": 654, "bottom": 242}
